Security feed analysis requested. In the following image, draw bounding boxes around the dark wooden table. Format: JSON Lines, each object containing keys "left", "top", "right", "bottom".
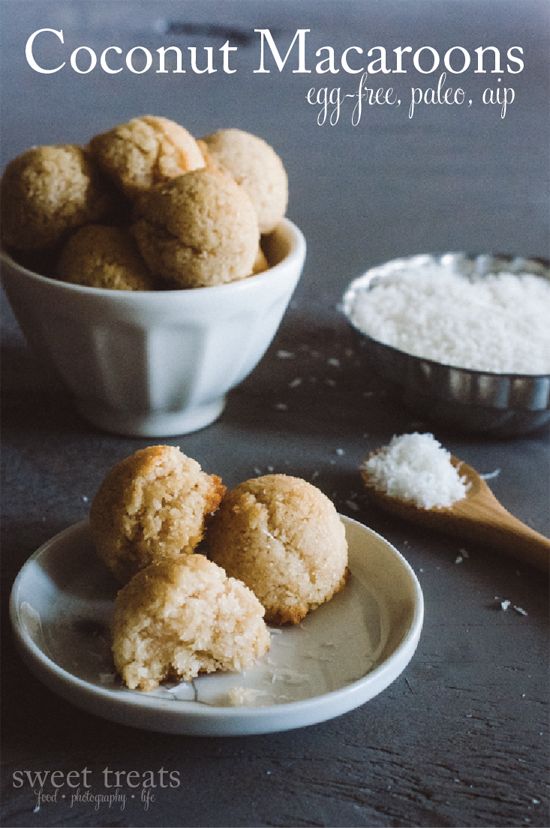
{"left": 1, "top": 2, "right": 549, "bottom": 826}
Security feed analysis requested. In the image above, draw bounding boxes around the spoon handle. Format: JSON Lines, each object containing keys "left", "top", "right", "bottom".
{"left": 470, "top": 505, "right": 550, "bottom": 572}
{"left": 451, "top": 462, "right": 550, "bottom": 572}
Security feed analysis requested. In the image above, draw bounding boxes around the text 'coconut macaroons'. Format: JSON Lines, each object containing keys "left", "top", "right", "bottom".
{"left": 90, "top": 445, "right": 225, "bottom": 584}
{"left": 112, "top": 555, "right": 270, "bottom": 691}
{"left": 207, "top": 474, "right": 349, "bottom": 625}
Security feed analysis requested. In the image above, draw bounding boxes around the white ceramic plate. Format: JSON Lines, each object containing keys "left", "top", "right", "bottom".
{"left": 9, "top": 517, "right": 423, "bottom": 736}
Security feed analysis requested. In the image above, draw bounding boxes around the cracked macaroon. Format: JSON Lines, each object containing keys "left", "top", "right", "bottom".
{"left": 132, "top": 169, "right": 259, "bottom": 288}
{"left": 90, "top": 445, "right": 225, "bottom": 584}
{"left": 57, "top": 224, "right": 156, "bottom": 290}
{"left": 207, "top": 474, "right": 349, "bottom": 624}
{"left": 89, "top": 115, "right": 205, "bottom": 197}
{"left": 0, "top": 144, "right": 114, "bottom": 252}
{"left": 201, "top": 128, "right": 288, "bottom": 234}
{"left": 112, "top": 555, "right": 271, "bottom": 691}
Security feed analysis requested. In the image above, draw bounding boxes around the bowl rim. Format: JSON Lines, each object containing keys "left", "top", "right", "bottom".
{"left": 342, "top": 251, "right": 550, "bottom": 382}
{"left": 0, "top": 217, "right": 306, "bottom": 301}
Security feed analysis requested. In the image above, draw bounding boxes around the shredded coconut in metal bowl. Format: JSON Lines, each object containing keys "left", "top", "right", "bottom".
{"left": 362, "top": 432, "right": 468, "bottom": 509}
{"left": 348, "top": 264, "right": 550, "bottom": 374}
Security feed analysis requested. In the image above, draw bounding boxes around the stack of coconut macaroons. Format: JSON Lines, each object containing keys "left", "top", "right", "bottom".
{"left": 90, "top": 445, "right": 349, "bottom": 692}
{"left": 0, "top": 115, "right": 288, "bottom": 290}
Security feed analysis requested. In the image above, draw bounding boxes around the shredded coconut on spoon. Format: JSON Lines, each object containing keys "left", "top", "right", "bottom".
{"left": 361, "top": 432, "right": 468, "bottom": 509}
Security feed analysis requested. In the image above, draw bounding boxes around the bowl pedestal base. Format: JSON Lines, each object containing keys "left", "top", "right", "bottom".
{"left": 75, "top": 396, "right": 226, "bottom": 437}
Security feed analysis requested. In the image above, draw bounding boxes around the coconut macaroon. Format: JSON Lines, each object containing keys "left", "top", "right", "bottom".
{"left": 201, "top": 128, "right": 288, "bottom": 234}
{"left": 132, "top": 169, "right": 259, "bottom": 288}
{"left": 57, "top": 224, "right": 156, "bottom": 290}
{"left": 89, "top": 115, "right": 205, "bottom": 197}
{"left": 252, "top": 245, "right": 269, "bottom": 275}
{"left": 208, "top": 474, "right": 348, "bottom": 624}
{"left": 196, "top": 138, "right": 223, "bottom": 174}
{"left": 112, "top": 555, "right": 270, "bottom": 691}
{"left": 0, "top": 144, "right": 114, "bottom": 252}
{"left": 90, "top": 445, "right": 225, "bottom": 584}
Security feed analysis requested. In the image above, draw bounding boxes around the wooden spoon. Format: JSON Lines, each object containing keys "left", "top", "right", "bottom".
{"left": 361, "top": 456, "right": 550, "bottom": 572}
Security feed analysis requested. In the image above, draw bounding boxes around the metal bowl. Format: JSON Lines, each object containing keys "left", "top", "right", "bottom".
{"left": 342, "top": 253, "right": 550, "bottom": 437}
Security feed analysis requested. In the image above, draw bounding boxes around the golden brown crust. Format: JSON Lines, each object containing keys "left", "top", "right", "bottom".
{"left": 90, "top": 445, "right": 225, "bottom": 584}
{"left": 57, "top": 224, "right": 156, "bottom": 290}
{"left": 201, "top": 128, "right": 288, "bottom": 234}
{"left": 1, "top": 144, "right": 114, "bottom": 251}
{"left": 207, "top": 474, "right": 349, "bottom": 625}
{"left": 267, "top": 568, "right": 349, "bottom": 625}
{"left": 89, "top": 115, "right": 204, "bottom": 197}
{"left": 251, "top": 245, "right": 269, "bottom": 275}
{"left": 132, "top": 169, "right": 259, "bottom": 287}
{"left": 196, "top": 138, "right": 224, "bottom": 174}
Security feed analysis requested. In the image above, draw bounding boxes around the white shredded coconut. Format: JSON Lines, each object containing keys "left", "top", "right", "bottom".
{"left": 261, "top": 527, "right": 278, "bottom": 543}
{"left": 480, "top": 468, "right": 501, "bottom": 480}
{"left": 349, "top": 265, "right": 550, "bottom": 374}
{"left": 362, "top": 432, "right": 468, "bottom": 509}
{"left": 225, "top": 687, "right": 267, "bottom": 706}
{"left": 496, "top": 599, "right": 527, "bottom": 616}
{"left": 513, "top": 605, "right": 528, "bottom": 616}
{"left": 269, "top": 667, "right": 309, "bottom": 685}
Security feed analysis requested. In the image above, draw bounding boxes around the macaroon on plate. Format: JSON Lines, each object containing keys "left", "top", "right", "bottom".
{"left": 10, "top": 517, "right": 423, "bottom": 736}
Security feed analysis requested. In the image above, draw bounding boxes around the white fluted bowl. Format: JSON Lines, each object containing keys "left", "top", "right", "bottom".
{"left": 1, "top": 219, "right": 306, "bottom": 436}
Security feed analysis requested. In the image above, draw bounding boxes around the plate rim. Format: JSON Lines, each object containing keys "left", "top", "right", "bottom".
{"left": 9, "top": 517, "right": 424, "bottom": 731}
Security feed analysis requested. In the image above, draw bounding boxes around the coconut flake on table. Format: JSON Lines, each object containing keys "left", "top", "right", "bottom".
{"left": 362, "top": 432, "right": 468, "bottom": 509}
{"left": 348, "top": 265, "right": 550, "bottom": 374}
